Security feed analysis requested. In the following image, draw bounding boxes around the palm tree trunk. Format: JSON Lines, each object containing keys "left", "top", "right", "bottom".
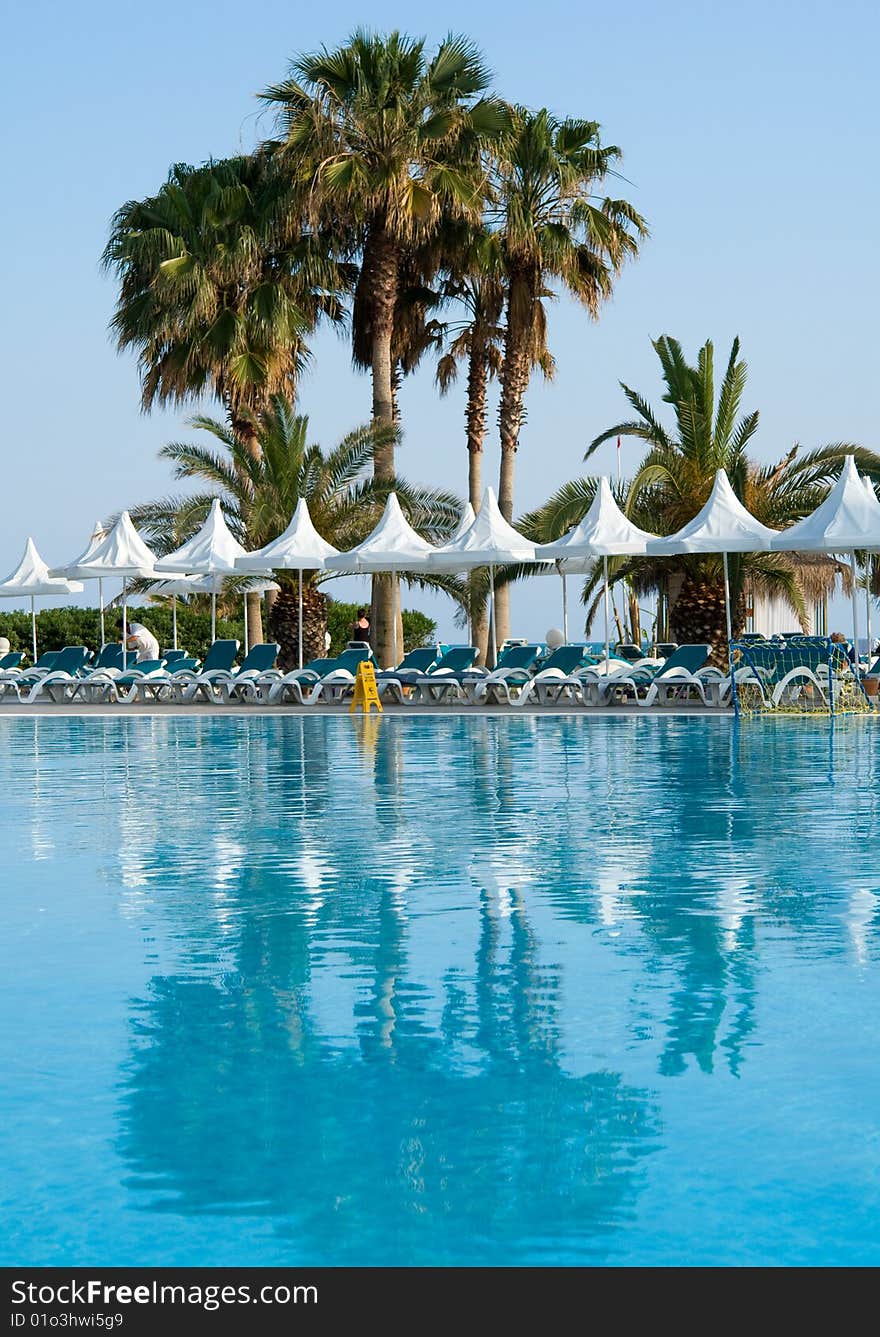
{"left": 495, "top": 272, "right": 534, "bottom": 645}
{"left": 466, "top": 336, "right": 489, "bottom": 662}
{"left": 268, "top": 580, "right": 327, "bottom": 671}
{"left": 361, "top": 224, "right": 400, "bottom": 668}
{"left": 229, "top": 409, "right": 264, "bottom": 648}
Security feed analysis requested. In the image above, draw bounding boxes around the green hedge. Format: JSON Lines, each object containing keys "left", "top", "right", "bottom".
{"left": 0, "top": 601, "right": 437, "bottom": 665}
{"left": 325, "top": 601, "right": 436, "bottom": 656}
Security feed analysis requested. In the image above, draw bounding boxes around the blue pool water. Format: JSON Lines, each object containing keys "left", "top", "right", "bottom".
{"left": 2, "top": 714, "right": 880, "bottom": 1266}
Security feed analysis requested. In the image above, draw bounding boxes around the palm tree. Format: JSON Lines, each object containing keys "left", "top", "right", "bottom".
{"left": 104, "top": 154, "right": 348, "bottom": 645}
{"left": 523, "top": 335, "right": 880, "bottom": 660}
{"left": 490, "top": 106, "right": 647, "bottom": 641}
{"left": 260, "top": 29, "right": 503, "bottom": 665}
{"left": 130, "top": 395, "right": 465, "bottom": 668}
{"left": 104, "top": 155, "right": 346, "bottom": 444}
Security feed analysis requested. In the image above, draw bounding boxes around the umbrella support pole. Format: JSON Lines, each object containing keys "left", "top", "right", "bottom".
{"left": 172, "top": 596, "right": 178, "bottom": 651}
{"left": 31, "top": 594, "right": 37, "bottom": 665}
{"left": 850, "top": 552, "right": 861, "bottom": 684}
{"left": 243, "top": 594, "right": 249, "bottom": 657}
{"left": 560, "top": 566, "right": 569, "bottom": 642}
{"left": 603, "top": 557, "right": 610, "bottom": 669}
{"left": 98, "top": 577, "right": 105, "bottom": 650}
{"left": 122, "top": 580, "right": 128, "bottom": 670}
{"left": 489, "top": 565, "right": 497, "bottom": 668}
{"left": 298, "top": 569, "right": 303, "bottom": 670}
{"left": 211, "top": 583, "right": 217, "bottom": 644}
{"left": 867, "top": 576, "right": 873, "bottom": 668}
{"left": 723, "top": 551, "right": 739, "bottom": 717}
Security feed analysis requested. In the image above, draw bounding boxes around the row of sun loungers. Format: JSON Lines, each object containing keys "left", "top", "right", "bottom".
{"left": 0, "top": 636, "right": 865, "bottom": 710}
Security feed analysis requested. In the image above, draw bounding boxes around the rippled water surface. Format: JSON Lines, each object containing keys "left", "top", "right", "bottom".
{"left": 2, "top": 714, "right": 880, "bottom": 1265}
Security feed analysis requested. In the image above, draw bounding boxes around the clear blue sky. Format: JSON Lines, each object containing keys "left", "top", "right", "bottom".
{"left": 3, "top": 0, "right": 879, "bottom": 638}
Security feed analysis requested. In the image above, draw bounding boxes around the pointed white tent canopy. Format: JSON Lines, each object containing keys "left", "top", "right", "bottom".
{"left": 647, "top": 470, "right": 777, "bottom": 555}
{"left": 536, "top": 478, "right": 656, "bottom": 657}
{"left": 770, "top": 456, "right": 880, "bottom": 553}
{"left": 326, "top": 494, "right": 438, "bottom": 666}
{"left": 51, "top": 512, "right": 156, "bottom": 665}
{"left": 449, "top": 502, "right": 476, "bottom": 543}
{"left": 537, "top": 477, "right": 655, "bottom": 562}
{"left": 429, "top": 487, "right": 537, "bottom": 664}
{"left": 0, "top": 538, "right": 83, "bottom": 663}
{"left": 771, "top": 457, "right": 880, "bottom": 676}
{"left": 326, "top": 493, "right": 436, "bottom": 572}
{"left": 156, "top": 499, "right": 253, "bottom": 641}
{"left": 52, "top": 521, "right": 109, "bottom": 646}
{"left": 646, "top": 468, "right": 778, "bottom": 656}
{"left": 236, "top": 499, "right": 339, "bottom": 668}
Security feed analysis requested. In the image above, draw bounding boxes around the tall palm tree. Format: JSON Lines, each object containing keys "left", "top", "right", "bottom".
{"left": 523, "top": 335, "right": 880, "bottom": 660}
{"left": 490, "top": 107, "right": 647, "bottom": 640}
{"left": 130, "top": 395, "right": 465, "bottom": 668}
{"left": 104, "top": 155, "right": 346, "bottom": 445}
{"left": 104, "top": 154, "right": 348, "bottom": 644}
{"left": 260, "top": 29, "right": 503, "bottom": 664}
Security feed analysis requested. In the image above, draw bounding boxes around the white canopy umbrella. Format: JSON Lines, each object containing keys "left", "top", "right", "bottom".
{"left": 155, "top": 499, "right": 253, "bottom": 643}
{"left": 429, "top": 487, "right": 536, "bottom": 665}
{"left": 147, "top": 573, "right": 278, "bottom": 653}
{"left": 647, "top": 468, "right": 777, "bottom": 655}
{"left": 53, "top": 520, "right": 109, "bottom": 646}
{"left": 0, "top": 538, "right": 83, "bottom": 663}
{"left": 771, "top": 456, "right": 880, "bottom": 678}
{"left": 236, "top": 499, "right": 338, "bottom": 669}
{"left": 325, "top": 493, "right": 436, "bottom": 666}
{"left": 51, "top": 511, "right": 156, "bottom": 665}
{"left": 536, "top": 476, "right": 655, "bottom": 661}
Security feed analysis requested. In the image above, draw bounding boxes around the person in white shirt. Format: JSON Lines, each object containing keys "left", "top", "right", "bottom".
{"left": 125, "top": 621, "right": 160, "bottom": 663}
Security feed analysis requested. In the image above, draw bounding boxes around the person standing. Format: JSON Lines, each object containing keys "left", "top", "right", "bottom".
{"left": 349, "top": 608, "right": 371, "bottom": 647}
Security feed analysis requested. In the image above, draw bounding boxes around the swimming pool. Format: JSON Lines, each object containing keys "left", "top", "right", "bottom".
{"left": 2, "top": 713, "right": 879, "bottom": 1266}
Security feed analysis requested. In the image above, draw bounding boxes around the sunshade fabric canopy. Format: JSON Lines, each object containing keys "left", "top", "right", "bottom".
{"left": 428, "top": 487, "right": 536, "bottom": 570}
{"left": 156, "top": 499, "right": 248, "bottom": 574}
{"left": 535, "top": 477, "right": 655, "bottom": 565}
{"left": 235, "top": 498, "right": 338, "bottom": 572}
{"left": 51, "top": 521, "right": 108, "bottom": 580}
{"left": 50, "top": 511, "right": 156, "bottom": 579}
{"left": 0, "top": 538, "right": 84, "bottom": 597}
{"left": 325, "top": 493, "right": 436, "bottom": 572}
{"left": 449, "top": 502, "right": 475, "bottom": 544}
{"left": 770, "top": 456, "right": 880, "bottom": 552}
{"left": 647, "top": 469, "right": 777, "bottom": 555}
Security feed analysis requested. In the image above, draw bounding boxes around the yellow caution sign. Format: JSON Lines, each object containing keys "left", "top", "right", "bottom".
{"left": 350, "top": 659, "right": 383, "bottom": 714}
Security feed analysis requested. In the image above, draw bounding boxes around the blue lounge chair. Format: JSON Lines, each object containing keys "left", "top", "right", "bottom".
{"left": 379, "top": 646, "right": 479, "bottom": 703}
{"left": 19, "top": 647, "right": 92, "bottom": 702}
{"left": 470, "top": 645, "right": 545, "bottom": 704}
{"left": 487, "top": 644, "right": 595, "bottom": 706}
{"left": 181, "top": 643, "right": 281, "bottom": 703}
{"left": 0, "top": 652, "right": 24, "bottom": 672}
{"left": 599, "top": 644, "right": 712, "bottom": 706}
{"left": 247, "top": 646, "right": 373, "bottom": 705}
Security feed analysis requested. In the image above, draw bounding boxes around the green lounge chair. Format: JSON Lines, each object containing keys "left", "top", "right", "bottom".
{"left": 491, "top": 644, "right": 595, "bottom": 707}
{"left": 255, "top": 646, "right": 373, "bottom": 705}
{"left": 470, "top": 645, "right": 545, "bottom": 704}
{"left": 20, "top": 647, "right": 92, "bottom": 702}
{"left": 182, "top": 643, "right": 282, "bottom": 703}
{"left": 599, "top": 644, "right": 712, "bottom": 707}
{"left": 0, "top": 652, "right": 24, "bottom": 672}
{"left": 380, "top": 646, "right": 479, "bottom": 704}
